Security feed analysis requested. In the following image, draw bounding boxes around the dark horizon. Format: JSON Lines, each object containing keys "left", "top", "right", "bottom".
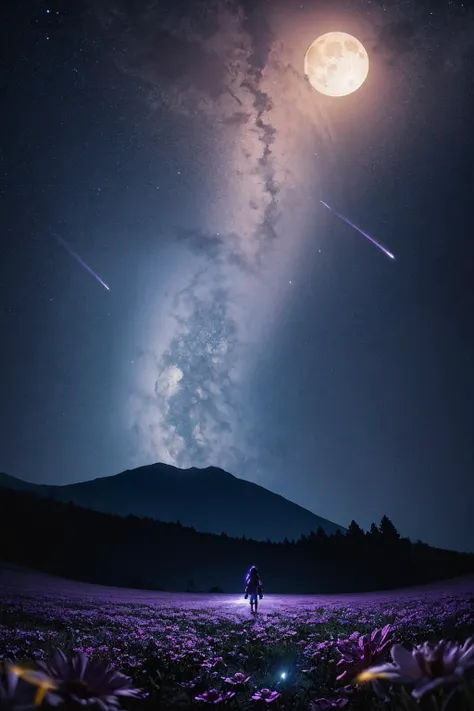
{"left": 2, "top": 484, "right": 473, "bottom": 596}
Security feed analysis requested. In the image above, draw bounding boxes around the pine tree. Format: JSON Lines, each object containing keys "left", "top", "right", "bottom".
{"left": 347, "top": 520, "right": 365, "bottom": 539}
{"left": 379, "top": 515, "right": 400, "bottom": 541}
{"left": 369, "top": 522, "right": 380, "bottom": 537}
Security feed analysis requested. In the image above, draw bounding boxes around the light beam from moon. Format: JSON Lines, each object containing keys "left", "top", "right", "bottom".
{"left": 51, "top": 231, "right": 110, "bottom": 290}
{"left": 304, "top": 32, "right": 369, "bottom": 97}
{"left": 320, "top": 201, "right": 396, "bottom": 260}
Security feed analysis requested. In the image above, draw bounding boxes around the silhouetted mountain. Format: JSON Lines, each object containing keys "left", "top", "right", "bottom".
{"left": 0, "top": 472, "right": 38, "bottom": 491}
{"left": 0, "top": 464, "right": 345, "bottom": 541}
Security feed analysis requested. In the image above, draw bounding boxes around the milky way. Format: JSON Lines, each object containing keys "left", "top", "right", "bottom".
{"left": 97, "top": 0, "right": 443, "bottom": 479}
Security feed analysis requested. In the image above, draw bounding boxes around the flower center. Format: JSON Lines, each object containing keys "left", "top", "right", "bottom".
{"left": 62, "top": 680, "right": 94, "bottom": 698}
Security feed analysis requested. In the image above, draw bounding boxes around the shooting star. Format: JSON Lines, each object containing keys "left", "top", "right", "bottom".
{"left": 320, "top": 200, "right": 396, "bottom": 261}
{"left": 51, "top": 232, "right": 110, "bottom": 291}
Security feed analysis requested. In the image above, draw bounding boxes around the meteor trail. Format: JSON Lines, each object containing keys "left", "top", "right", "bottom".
{"left": 320, "top": 200, "right": 395, "bottom": 260}
{"left": 51, "top": 232, "right": 110, "bottom": 291}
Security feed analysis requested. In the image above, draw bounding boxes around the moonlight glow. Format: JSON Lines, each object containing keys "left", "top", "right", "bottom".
{"left": 304, "top": 32, "right": 369, "bottom": 97}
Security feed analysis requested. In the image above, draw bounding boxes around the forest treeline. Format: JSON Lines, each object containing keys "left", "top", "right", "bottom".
{"left": 1, "top": 486, "right": 472, "bottom": 594}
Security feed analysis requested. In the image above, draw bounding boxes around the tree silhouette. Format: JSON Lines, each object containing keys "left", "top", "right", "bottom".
{"left": 369, "top": 522, "right": 380, "bottom": 537}
{"left": 347, "top": 520, "right": 365, "bottom": 540}
{"left": 316, "top": 526, "right": 328, "bottom": 540}
{"left": 379, "top": 515, "right": 401, "bottom": 541}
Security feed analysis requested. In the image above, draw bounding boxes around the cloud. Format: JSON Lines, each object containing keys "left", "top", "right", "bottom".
{"left": 175, "top": 227, "right": 256, "bottom": 275}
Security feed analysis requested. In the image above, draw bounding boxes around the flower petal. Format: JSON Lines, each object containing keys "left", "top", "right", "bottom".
{"left": 390, "top": 645, "right": 420, "bottom": 678}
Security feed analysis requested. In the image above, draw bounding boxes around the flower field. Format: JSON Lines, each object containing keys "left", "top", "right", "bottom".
{"left": 1, "top": 565, "right": 473, "bottom": 710}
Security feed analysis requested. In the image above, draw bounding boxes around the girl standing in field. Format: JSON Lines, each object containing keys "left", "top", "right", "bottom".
{"left": 244, "top": 565, "right": 263, "bottom": 613}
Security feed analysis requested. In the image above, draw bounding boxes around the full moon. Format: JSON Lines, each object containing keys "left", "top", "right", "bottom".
{"left": 304, "top": 32, "right": 369, "bottom": 97}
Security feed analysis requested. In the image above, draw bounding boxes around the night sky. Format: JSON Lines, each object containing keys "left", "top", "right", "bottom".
{"left": 2, "top": 0, "right": 473, "bottom": 553}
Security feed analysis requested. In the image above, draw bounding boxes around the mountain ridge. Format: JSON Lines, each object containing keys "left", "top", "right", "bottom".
{"left": 0, "top": 463, "right": 345, "bottom": 541}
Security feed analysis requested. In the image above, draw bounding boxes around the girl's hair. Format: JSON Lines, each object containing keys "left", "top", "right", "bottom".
{"left": 247, "top": 566, "right": 259, "bottom": 581}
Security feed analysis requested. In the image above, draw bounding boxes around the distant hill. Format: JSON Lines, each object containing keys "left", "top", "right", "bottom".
{"left": 0, "top": 472, "right": 38, "bottom": 491}
{"left": 0, "top": 464, "right": 345, "bottom": 541}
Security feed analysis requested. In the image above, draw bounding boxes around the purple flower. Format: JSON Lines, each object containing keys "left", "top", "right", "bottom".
{"left": 222, "top": 672, "right": 251, "bottom": 686}
{"left": 336, "top": 625, "right": 393, "bottom": 681}
{"left": 1, "top": 668, "right": 25, "bottom": 708}
{"left": 1, "top": 665, "right": 43, "bottom": 710}
{"left": 357, "top": 638, "right": 474, "bottom": 699}
{"left": 194, "top": 689, "right": 236, "bottom": 704}
{"left": 7, "top": 665, "right": 57, "bottom": 708}
{"left": 35, "top": 650, "right": 144, "bottom": 709}
{"left": 251, "top": 688, "right": 281, "bottom": 703}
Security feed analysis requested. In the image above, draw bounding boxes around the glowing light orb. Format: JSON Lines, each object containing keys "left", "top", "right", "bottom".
{"left": 304, "top": 31, "right": 369, "bottom": 97}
